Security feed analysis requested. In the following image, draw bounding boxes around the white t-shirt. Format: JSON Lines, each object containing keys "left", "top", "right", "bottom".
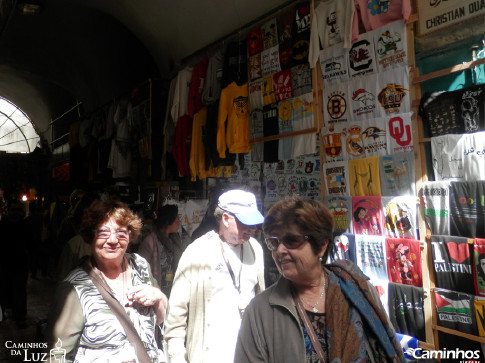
{"left": 206, "top": 241, "right": 258, "bottom": 363}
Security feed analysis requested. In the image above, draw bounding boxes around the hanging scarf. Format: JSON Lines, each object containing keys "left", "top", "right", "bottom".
{"left": 324, "top": 260, "right": 404, "bottom": 363}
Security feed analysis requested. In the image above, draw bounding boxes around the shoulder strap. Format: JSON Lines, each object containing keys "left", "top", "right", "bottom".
{"left": 292, "top": 289, "right": 327, "bottom": 363}
{"left": 84, "top": 261, "right": 152, "bottom": 363}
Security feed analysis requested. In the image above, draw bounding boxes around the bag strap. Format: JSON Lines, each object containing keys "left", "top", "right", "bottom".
{"left": 292, "top": 289, "right": 327, "bottom": 363}
{"left": 84, "top": 261, "right": 152, "bottom": 363}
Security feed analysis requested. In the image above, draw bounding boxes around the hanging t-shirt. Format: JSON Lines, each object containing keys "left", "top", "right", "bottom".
{"left": 328, "top": 232, "right": 356, "bottom": 263}
{"left": 452, "top": 84, "right": 485, "bottom": 133}
{"left": 250, "top": 109, "right": 264, "bottom": 162}
{"left": 434, "top": 287, "right": 478, "bottom": 336}
{"left": 247, "top": 27, "right": 263, "bottom": 57}
{"left": 348, "top": 31, "right": 377, "bottom": 79}
{"left": 323, "top": 78, "right": 351, "bottom": 127}
{"left": 309, "top": 0, "right": 354, "bottom": 68}
{"left": 291, "top": 63, "right": 312, "bottom": 97}
{"left": 377, "top": 67, "right": 410, "bottom": 115}
{"left": 325, "top": 196, "right": 353, "bottom": 234}
{"left": 318, "top": 44, "right": 350, "bottom": 85}
{"left": 292, "top": 92, "right": 316, "bottom": 158}
{"left": 385, "top": 237, "right": 422, "bottom": 287}
{"left": 355, "top": 234, "right": 387, "bottom": 282}
{"left": 249, "top": 79, "right": 264, "bottom": 110}
{"left": 381, "top": 196, "right": 417, "bottom": 239}
{"left": 421, "top": 181, "right": 451, "bottom": 235}
{"left": 388, "top": 282, "right": 426, "bottom": 341}
{"left": 418, "top": 90, "right": 463, "bottom": 137}
{"left": 248, "top": 53, "right": 262, "bottom": 82}
{"left": 273, "top": 69, "right": 293, "bottom": 102}
{"left": 262, "top": 103, "right": 279, "bottom": 163}
{"left": 431, "top": 235, "right": 474, "bottom": 294}
{"left": 473, "top": 238, "right": 485, "bottom": 297}
{"left": 170, "top": 66, "right": 193, "bottom": 124}
{"left": 261, "top": 18, "right": 278, "bottom": 50}
{"left": 323, "top": 160, "right": 349, "bottom": 196}
{"left": 277, "top": 99, "right": 294, "bottom": 161}
{"left": 348, "top": 73, "right": 380, "bottom": 121}
{"left": 450, "top": 181, "right": 485, "bottom": 238}
{"left": 261, "top": 45, "right": 281, "bottom": 77}
{"left": 379, "top": 151, "right": 415, "bottom": 196}
{"left": 352, "top": 196, "right": 384, "bottom": 235}
{"left": 362, "top": 117, "right": 387, "bottom": 157}
{"left": 322, "top": 122, "right": 349, "bottom": 162}
{"left": 221, "top": 40, "right": 248, "bottom": 88}
{"left": 202, "top": 49, "right": 224, "bottom": 106}
{"left": 262, "top": 75, "right": 276, "bottom": 106}
{"left": 373, "top": 20, "right": 408, "bottom": 73}
{"left": 348, "top": 156, "right": 382, "bottom": 196}
{"left": 385, "top": 112, "right": 414, "bottom": 154}
{"left": 352, "top": 0, "right": 411, "bottom": 41}
{"left": 188, "top": 56, "right": 209, "bottom": 118}
{"left": 475, "top": 296, "right": 485, "bottom": 336}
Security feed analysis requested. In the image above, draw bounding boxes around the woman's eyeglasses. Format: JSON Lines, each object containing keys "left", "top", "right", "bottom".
{"left": 264, "top": 234, "right": 310, "bottom": 251}
{"left": 96, "top": 228, "right": 129, "bottom": 241}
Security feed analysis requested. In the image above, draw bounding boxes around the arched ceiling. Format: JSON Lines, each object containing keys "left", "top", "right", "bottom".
{"left": 0, "top": 0, "right": 292, "bottom": 148}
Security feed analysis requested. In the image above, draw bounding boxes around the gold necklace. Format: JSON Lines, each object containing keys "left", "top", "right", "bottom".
{"left": 299, "top": 274, "right": 327, "bottom": 313}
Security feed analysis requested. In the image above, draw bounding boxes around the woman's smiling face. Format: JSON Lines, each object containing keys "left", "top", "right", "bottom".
{"left": 93, "top": 217, "right": 130, "bottom": 263}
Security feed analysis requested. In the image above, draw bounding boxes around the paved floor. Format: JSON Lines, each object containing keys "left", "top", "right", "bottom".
{"left": 0, "top": 277, "right": 57, "bottom": 363}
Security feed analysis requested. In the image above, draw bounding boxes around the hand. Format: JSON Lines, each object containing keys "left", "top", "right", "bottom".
{"left": 126, "top": 284, "right": 164, "bottom": 308}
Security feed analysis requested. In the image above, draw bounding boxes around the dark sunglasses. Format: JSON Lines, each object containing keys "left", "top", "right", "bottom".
{"left": 264, "top": 234, "right": 311, "bottom": 251}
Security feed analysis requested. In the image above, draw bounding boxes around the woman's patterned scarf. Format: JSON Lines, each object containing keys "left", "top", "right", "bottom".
{"left": 324, "top": 260, "right": 404, "bottom": 363}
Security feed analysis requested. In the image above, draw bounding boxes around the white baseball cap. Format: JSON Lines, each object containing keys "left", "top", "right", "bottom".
{"left": 217, "top": 189, "right": 264, "bottom": 226}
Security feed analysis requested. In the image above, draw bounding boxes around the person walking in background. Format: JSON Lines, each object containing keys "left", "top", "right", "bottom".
{"left": 235, "top": 196, "right": 404, "bottom": 363}
{"left": 46, "top": 199, "right": 167, "bottom": 362}
{"left": 164, "top": 189, "right": 265, "bottom": 363}
{"left": 138, "top": 204, "right": 187, "bottom": 297}
{"left": 190, "top": 183, "right": 227, "bottom": 241}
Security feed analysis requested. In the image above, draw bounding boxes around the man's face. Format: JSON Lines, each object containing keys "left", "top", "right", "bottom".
{"left": 221, "top": 212, "right": 257, "bottom": 246}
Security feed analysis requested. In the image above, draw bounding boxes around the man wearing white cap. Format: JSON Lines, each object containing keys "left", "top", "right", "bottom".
{"left": 164, "top": 189, "right": 265, "bottom": 363}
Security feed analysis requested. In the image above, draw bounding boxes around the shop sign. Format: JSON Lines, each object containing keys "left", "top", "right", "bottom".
{"left": 417, "top": 0, "right": 485, "bottom": 36}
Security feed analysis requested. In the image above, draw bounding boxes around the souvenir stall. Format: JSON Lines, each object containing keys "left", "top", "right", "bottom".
{"left": 160, "top": 0, "right": 485, "bottom": 359}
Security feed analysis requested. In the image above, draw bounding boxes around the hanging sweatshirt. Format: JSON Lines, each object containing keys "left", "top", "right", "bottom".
{"left": 217, "top": 82, "right": 251, "bottom": 158}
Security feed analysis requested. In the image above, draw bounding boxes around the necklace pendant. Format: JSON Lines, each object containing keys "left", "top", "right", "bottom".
{"left": 312, "top": 307, "right": 318, "bottom": 313}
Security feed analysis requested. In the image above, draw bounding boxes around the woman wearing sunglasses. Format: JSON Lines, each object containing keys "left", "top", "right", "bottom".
{"left": 46, "top": 199, "right": 167, "bottom": 363}
{"left": 235, "top": 196, "right": 404, "bottom": 363}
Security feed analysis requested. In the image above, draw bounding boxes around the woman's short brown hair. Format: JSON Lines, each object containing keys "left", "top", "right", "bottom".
{"left": 79, "top": 199, "right": 142, "bottom": 244}
{"left": 263, "top": 196, "right": 335, "bottom": 261}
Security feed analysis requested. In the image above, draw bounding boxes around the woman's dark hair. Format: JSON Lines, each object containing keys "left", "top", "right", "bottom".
{"left": 79, "top": 199, "right": 142, "bottom": 244}
{"left": 263, "top": 196, "right": 335, "bottom": 261}
{"left": 353, "top": 206, "right": 366, "bottom": 222}
{"left": 153, "top": 204, "right": 179, "bottom": 230}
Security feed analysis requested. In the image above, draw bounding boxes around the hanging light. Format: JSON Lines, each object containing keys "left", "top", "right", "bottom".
{"left": 18, "top": 1, "right": 42, "bottom": 16}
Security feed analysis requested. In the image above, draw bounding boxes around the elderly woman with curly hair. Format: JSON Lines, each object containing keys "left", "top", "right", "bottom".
{"left": 235, "top": 196, "right": 404, "bottom": 363}
{"left": 46, "top": 199, "right": 167, "bottom": 363}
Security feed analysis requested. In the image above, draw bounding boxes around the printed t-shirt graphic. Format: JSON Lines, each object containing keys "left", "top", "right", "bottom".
{"left": 385, "top": 112, "right": 413, "bottom": 153}
{"left": 273, "top": 69, "right": 293, "bottom": 102}
{"left": 322, "top": 122, "right": 349, "bottom": 162}
{"left": 247, "top": 27, "right": 263, "bottom": 56}
{"left": 419, "top": 90, "right": 463, "bottom": 137}
{"left": 377, "top": 67, "right": 410, "bottom": 115}
{"left": 292, "top": 92, "right": 316, "bottom": 158}
{"left": 421, "top": 181, "right": 450, "bottom": 235}
{"left": 328, "top": 232, "right": 356, "bottom": 262}
{"left": 473, "top": 238, "right": 485, "bottom": 297}
{"left": 385, "top": 237, "right": 422, "bottom": 287}
{"left": 261, "top": 45, "right": 281, "bottom": 77}
{"left": 277, "top": 6, "right": 294, "bottom": 47}
{"left": 373, "top": 20, "right": 408, "bottom": 73}
{"left": 388, "top": 282, "right": 426, "bottom": 341}
{"left": 323, "top": 78, "right": 350, "bottom": 126}
{"left": 355, "top": 234, "right": 387, "bottom": 282}
{"left": 262, "top": 75, "right": 276, "bottom": 106}
{"left": 449, "top": 180, "right": 485, "bottom": 238}
{"left": 348, "top": 31, "right": 377, "bottom": 78}
{"left": 348, "top": 156, "right": 382, "bottom": 196}
{"left": 362, "top": 117, "right": 387, "bottom": 157}
{"left": 431, "top": 235, "right": 474, "bottom": 294}
{"left": 291, "top": 63, "right": 312, "bottom": 97}
{"left": 261, "top": 18, "right": 278, "bottom": 50}
{"left": 345, "top": 124, "right": 366, "bottom": 160}
{"left": 434, "top": 287, "right": 478, "bottom": 335}
{"left": 248, "top": 53, "right": 262, "bottom": 82}
{"left": 349, "top": 73, "right": 380, "bottom": 121}
{"left": 352, "top": 0, "right": 412, "bottom": 41}
{"left": 431, "top": 131, "right": 485, "bottom": 181}
{"left": 249, "top": 79, "right": 263, "bottom": 110}
{"left": 454, "top": 84, "right": 485, "bottom": 133}
{"left": 318, "top": 45, "right": 349, "bottom": 85}
{"left": 475, "top": 296, "right": 485, "bottom": 336}
{"left": 324, "top": 160, "right": 349, "bottom": 196}
{"left": 352, "top": 196, "right": 384, "bottom": 235}
{"left": 309, "top": 0, "right": 354, "bottom": 68}
{"left": 325, "top": 196, "right": 352, "bottom": 233}
{"left": 379, "top": 151, "right": 415, "bottom": 196}
{"left": 381, "top": 196, "right": 416, "bottom": 239}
